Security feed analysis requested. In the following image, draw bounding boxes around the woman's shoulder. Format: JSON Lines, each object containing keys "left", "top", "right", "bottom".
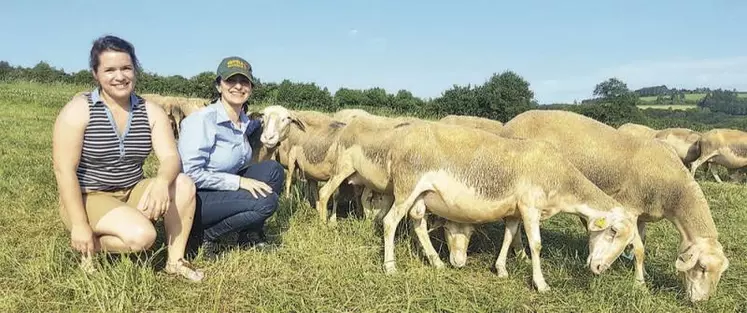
{"left": 56, "top": 92, "right": 91, "bottom": 125}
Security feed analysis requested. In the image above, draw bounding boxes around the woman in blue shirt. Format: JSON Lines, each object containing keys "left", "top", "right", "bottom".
{"left": 178, "top": 56, "right": 285, "bottom": 260}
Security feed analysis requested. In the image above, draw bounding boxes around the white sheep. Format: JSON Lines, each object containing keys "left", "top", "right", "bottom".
{"left": 500, "top": 109, "right": 729, "bottom": 302}
{"left": 315, "top": 116, "right": 638, "bottom": 291}
{"left": 689, "top": 128, "right": 747, "bottom": 183}
{"left": 654, "top": 127, "right": 702, "bottom": 168}
{"left": 374, "top": 121, "right": 639, "bottom": 292}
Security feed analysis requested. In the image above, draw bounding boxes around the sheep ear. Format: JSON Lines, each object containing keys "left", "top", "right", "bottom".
{"left": 290, "top": 114, "right": 306, "bottom": 131}
{"left": 249, "top": 111, "right": 264, "bottom": 121}
{"left": 675, "top": 245, "right": 702, "bottom": 272}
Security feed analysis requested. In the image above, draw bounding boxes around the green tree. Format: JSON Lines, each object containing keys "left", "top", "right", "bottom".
{"left": 593, "top": 77, "right": 629, "bottom": 100}
{"left": 334, "top": 88, "right": 366, "bottom": 107}
{"left": 474, "top": 71, "right": 535, "bottom": 122}
{"left": 431, "top": 84, "right": 479, "bottom": 116}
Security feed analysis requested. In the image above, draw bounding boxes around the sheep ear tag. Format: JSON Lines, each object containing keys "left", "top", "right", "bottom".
{"left": 594, "top": 217, "right": 607, "bottom": 229}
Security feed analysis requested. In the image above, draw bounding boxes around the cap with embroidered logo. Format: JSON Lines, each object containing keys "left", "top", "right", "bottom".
{"left": 216, "top": 56, "right": 256, "bottom": 85}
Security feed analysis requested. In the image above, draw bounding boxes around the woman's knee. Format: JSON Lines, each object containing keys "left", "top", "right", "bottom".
{"left": 121, "top": 224, "right": 157, "bottom": 251}
{"left": 264, "top": 160, "right": 286, "bottom": 192}
{"left": 173, "top": 173, "right": 197, "bottom": 203}
{"left": 256, "top": 193, "right": 280, "bottom": 217}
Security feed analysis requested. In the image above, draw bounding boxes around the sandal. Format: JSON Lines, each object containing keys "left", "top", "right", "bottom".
{"left": 164, "top": 258, "right": 205, "bottom": 282}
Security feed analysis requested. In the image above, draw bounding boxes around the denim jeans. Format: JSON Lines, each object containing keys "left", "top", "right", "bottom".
{"left": 191, "top": 160, "right": 285, "bottom": 242}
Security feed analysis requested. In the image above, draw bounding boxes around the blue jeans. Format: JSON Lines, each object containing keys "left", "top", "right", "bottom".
{"left": 192, "top": 160, "right": 285, "bottom": 242}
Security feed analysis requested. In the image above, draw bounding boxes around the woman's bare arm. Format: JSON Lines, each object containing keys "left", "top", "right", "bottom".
{"left": 52, "top": 95, "right": 91, "bottom": 250}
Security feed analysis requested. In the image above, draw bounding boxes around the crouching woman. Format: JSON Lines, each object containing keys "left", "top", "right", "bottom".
{"left": 178, "top": 56, "right": 285, "bottom": 260}
{"left": 52, "top": 35, "right": 204, "bottom": 281}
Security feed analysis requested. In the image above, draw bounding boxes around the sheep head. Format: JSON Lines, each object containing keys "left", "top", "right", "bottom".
{"left": 585, "top": 206, "right": 638, "bottom": 275}
{"left": 442, "top": 220, "right": 475, "bottom": 268}
{"left": 253, "top": 105, "right": 306, "bottom": 148}
{"left": 675, "top": 238, "right": 729, "bottom": 302}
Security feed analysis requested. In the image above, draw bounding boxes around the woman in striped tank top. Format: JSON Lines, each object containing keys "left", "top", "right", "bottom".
{"left": 51, "top": 35, "right": 204, "bottom": 281}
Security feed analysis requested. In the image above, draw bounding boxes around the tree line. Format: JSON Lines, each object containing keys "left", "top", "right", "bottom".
{"left": 1, "top": 60, "right": 745, "bottom": 131}
{"left": 634, "top": 85, "right": 717, "bottom": 97}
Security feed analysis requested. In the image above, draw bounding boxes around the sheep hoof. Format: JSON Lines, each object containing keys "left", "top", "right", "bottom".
{"left": 496, "top": 269, "right": 509, "bottom": 278}
{"left": 430, "top": 257, "right": 445, "bottom": 269}
{"left": 536, "top": 284, "right": 550, "bottom": 293}
{"left": 383, "top": 263, "right": 397, "bottom": 275}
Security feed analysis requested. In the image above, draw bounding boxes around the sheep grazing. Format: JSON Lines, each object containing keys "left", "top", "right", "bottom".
{"left": 375, "top": 121, "right": 638, "bottom": 292}
{"left": 690, "top": 128, "right": 747, "bottom": 183}
{"left": 501, "top": 110, "right": 729, "bottom": 302}
{"left": 438, "top": 114, "right": 504, "bottom": 135}
{"left": 654, "top": 128, "right": 702, "bottom": 167}
{"left": 617, "top": 123, "right": 658, "bottom": 139}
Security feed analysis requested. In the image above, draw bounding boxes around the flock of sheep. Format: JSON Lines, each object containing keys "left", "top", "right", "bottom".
{"left": 142, "top": 94, "right": 743, "bottom": 303}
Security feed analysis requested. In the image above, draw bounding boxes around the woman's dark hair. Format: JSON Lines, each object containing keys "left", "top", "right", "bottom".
{"left": 89, "top": 35, "right": 142, "bottom": 74}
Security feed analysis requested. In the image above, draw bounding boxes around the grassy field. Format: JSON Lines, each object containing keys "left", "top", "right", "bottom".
{"left": 636, "top": 104, "right": 698, "bottom": 111}
{"left": 639, "top": 92, "right": 747, "bottom": 104}
{"left": 1, "top": 82, "right": 746, "bottom": 312}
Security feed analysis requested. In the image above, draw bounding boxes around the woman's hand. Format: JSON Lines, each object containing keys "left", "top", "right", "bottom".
{"left": 239, "top": 177, "right": 273, "bottom": 198}
{"left": 138, "top": 178, "right": 172, "bottom": 220}
{"left": 70, "top": 223, "right": 95, "bottom": 254}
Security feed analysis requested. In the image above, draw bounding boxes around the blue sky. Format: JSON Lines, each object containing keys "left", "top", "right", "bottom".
{"left": 2, "top": 0, "right": 746, "bottom": 104}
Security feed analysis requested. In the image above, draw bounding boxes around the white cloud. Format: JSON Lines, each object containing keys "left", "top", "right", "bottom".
{"left": 348, "top": 29, "right": 358, "bottom": 37}
{"left": 534, "top": 56, "right": 747, "bottom": 104}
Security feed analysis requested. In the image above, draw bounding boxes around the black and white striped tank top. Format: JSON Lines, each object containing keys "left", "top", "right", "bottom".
{"left": 77, "top": 90, "right": 153, "bottom": 192}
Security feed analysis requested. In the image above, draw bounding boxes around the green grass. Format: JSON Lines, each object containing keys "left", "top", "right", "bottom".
{"left": 636, "top": 104, "right": 698, "bottom": 110}
{"left": 2, "top": 82, "right": 746, "bottom": 312}
{"left": 639, "top": 93, "right": 747, "bottom": 104}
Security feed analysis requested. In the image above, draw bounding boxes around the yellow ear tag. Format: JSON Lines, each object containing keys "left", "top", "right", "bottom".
{"left": 594, "top": 218, "right": 607, "bottom": 229}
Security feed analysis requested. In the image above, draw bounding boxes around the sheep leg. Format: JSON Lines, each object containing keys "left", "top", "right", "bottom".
{"left": 361, "top": 186, "right": 374, "bottom": 219}
{"left": 305, "top": 179, "right": 319, "bottom": 209}
{"left": 631, "top": 229, "right": 646, "bottom": 285}
{"left": 518, "top": 204, "right": 549, "bottom": 292}
{"left": 495, "top": 217, "right": 521, "bottom": 277}
{"left": 510, "top": 221, "right": 527, "bottom": 260}
{"left": 382, "top": 180, "right": 434, "bottom": 274}
{"left": 690, "top": 151, "right": 716, "bottom": 178}
{"left": 374, "top": 193, "right": 394, "bottom": 223}
{"left": 409, "top": 198, "right": 445, "bottom": 269}
{"left": 329, "top": 188, "right": 339, "bottom": 225}
{"left": 708, "top": 163, "right": 724, "bottom": 183}
{"left": 637, "top": 220, "right": 646, "bottom": 244}
{"left": 352, "top": 185, "right": 365, "bottom": 218}
{"left": 316, "top": 166, "right": 355, "bottom": 224}
{"left": 284, "top": 147, "right": 299, "bottom": 198}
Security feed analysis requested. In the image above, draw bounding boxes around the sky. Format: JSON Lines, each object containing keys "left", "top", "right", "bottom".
{"left": 2, "top": 0, "right": 746, "bottom": 104}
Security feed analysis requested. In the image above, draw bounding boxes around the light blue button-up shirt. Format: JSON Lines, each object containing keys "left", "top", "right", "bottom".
{"left": 177, "top": 100, "right": 262, "bottom": 190}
